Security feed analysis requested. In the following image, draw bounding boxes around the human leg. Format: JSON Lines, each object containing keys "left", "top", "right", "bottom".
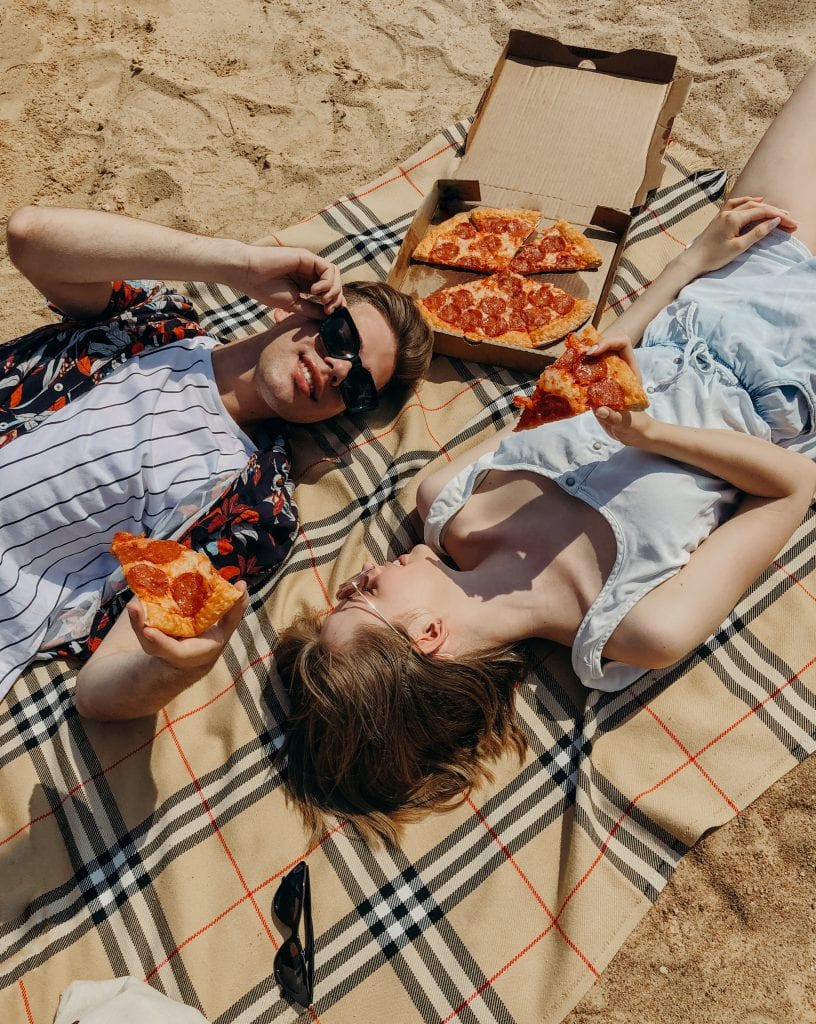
{"left": 731, "top": 63, "right": 816, "bottom": 253}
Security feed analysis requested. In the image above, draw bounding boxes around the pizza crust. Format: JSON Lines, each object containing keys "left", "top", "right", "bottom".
{"left": 555, "top": 220, "right": 603, "bottom": 269}
{"left": 528, "top": 297, "right": 595, "bottom": 346}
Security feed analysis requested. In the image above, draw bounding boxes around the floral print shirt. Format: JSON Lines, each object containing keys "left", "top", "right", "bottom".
{"left": 0, "top": 281, "right": 297, "bottom": 660}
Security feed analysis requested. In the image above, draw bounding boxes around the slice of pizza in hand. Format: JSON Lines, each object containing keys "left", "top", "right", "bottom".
{"left": 509, "top": 220, "right": 603, "bottom": 274}
{"left": 418, "top": 271, "right": 594, "bottom": 348}
{"left": 110, "top": 532, "right": 242, "bottom": 638}
{"left": 512, "top": 327, "right": 649, "bottom": 431}
{"left": 412, "top": 207, "right": 539, "bottom": 273}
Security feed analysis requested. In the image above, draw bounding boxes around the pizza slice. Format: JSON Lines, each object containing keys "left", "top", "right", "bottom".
{"left": 412, "top": 207, "right": 539, "bottom": 273}
{"left": 110, "top": 531, "right": 242, "bottom": 637}
{"left": 509, "top": 220, "right": 603, "bottom": 274}
{"left": 512, "top": 327, "right": 649, "bottom": 431}
{"left": 417, "top": 271, "right": 595, "bottom": 348}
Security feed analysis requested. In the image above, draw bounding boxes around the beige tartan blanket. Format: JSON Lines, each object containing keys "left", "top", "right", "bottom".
{"left": 3, "top": 124, "right": 816, "bottom": 1024}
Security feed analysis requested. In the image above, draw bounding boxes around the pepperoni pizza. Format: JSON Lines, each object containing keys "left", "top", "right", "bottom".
{"left": 412, "top": 207, "right": 540, "bottom": 273}
{"left": 111, "top": 532, "right": 242, "bottom": 637}
{"left": 512, "top": 328, "right": 649, "bottom": 430}
{"left": 509, "top": 220, "right": 603, "bottom": 274}
{"left": 418, "top": 271, "right": 595, "bottom": 348}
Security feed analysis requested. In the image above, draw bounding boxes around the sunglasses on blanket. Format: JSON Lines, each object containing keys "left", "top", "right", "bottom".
{"left": 273, "top": 861, "right": 314, "bottom": 1006}
{"left": 319, "top": 306, "right": 379, "bottom": 414}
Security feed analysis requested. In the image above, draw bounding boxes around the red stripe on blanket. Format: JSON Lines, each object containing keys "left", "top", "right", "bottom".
{"left": 162, "top": 708, "right": 278, "bottom": 947}
{"left": 466, "top": 796, "right": 599, "bottom": 974}
{"left": 297, "top": 138, "right": 459, "bottom": 225}
{"left": 145, "top": 823, "right": 345, "bottom": 994}
{"left": 641, "top": 702, "right": 739, "bottom": 814}
{"left": 18, "top": 981, "right": 34, "bottom": 1024}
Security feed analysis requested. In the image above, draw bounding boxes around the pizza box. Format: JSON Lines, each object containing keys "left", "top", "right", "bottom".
{"left": 386, "top": 31, "right": 691, "bottom": 373}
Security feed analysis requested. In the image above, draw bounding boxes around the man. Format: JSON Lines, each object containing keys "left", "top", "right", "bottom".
{"left": 2, "top": 205, "right": 433, "bottom": 713}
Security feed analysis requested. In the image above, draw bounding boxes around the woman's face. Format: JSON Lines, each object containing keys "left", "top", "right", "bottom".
{"left": 320, "top": 544, "right": 453, "bottom": 647}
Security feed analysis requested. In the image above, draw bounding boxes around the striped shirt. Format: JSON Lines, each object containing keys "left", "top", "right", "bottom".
{"left": 0, "top": 335, "right": 256, "bottom": 698}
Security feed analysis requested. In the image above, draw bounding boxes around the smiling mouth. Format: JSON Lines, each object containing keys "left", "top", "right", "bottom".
{"left": 299, "top": 359, "right": 317, "bottom": 400}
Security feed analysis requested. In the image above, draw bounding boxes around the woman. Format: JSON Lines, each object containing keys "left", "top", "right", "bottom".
{"left": 275, "top": 64, "right": 816, "bottom": 844}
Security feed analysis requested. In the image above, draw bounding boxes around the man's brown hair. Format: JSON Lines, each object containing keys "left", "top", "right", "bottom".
{"left": 345, "top": 281, "right": 433, "bottom": 393}
{"left": 273, "top": 613, "right": 531, "bottom": 846}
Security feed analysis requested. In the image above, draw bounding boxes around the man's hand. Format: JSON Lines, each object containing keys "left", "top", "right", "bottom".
{"left": 685, "top": 195, "right": 798, "bottom": 276}
{"left": 243, "top": 245, "right": 343, "bottom": 319}
{"left": 126, "top": 580, "right": 250, "bottom": 673}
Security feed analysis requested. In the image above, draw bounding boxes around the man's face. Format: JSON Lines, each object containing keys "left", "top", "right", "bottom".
{"left": 254, "top": 303, "right": 398, "bottom": 423}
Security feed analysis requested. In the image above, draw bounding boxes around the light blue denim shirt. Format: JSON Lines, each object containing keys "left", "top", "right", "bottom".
{"left": 426, "top": 231, "right": 816, "bottom": 691}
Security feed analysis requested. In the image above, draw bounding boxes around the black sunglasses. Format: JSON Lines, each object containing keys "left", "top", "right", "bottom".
{"left": 273, "top": 861, "right": 314, "bottom": 1006}
{"left": 319, "top": 306, "right": 379, "bottom": 414}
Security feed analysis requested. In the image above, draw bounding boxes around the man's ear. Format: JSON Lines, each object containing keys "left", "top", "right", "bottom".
{"left": 411, "top": 617, "right": 449, "bottom": 656}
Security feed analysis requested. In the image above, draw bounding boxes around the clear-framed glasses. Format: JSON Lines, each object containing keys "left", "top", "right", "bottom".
{"left": 335, "top": 568, "right": 401, "bottom": 636}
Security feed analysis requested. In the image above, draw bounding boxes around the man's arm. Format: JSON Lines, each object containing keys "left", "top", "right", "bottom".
{"left": 74, "top": 584, "right": 249, "bottom": 720}
{"left": 6, "top": 206, "right": 343, "bottom": 320}
{"left": 605, "top": 197, "right": 797, "bottom": 345}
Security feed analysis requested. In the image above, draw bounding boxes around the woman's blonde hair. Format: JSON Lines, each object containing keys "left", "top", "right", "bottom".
{"left": 273, "top": 613, "right": 531, "bottom": 846}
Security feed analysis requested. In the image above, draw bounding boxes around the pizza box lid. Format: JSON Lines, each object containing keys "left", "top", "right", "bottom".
{"left": 456, "top": 31, "right": 691, "bottom": 222}
{"left": 386, "top": 31, "right": 691, "bottom": 373}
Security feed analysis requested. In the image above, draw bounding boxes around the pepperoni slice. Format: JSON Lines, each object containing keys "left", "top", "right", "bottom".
{"left": 482, "top": 315, "right": 508, "bottom": 337}
{"left": 481, "top": 233, "right": 504, "bottom": 253}
{"left": 514, "top": 392, "right": 573, "bottom": 424}
{"left": 450, "top": 288, "right": 475, "bottom": 311}
{"left": 574, "top": 357, "right": 608, "bottom": 385}
{"left": 510, "top": 258, "right": 530, "bottom": 274}
{"left": 482, "top": 295, "right": 507, "bottom": 316}
{"left": 539, "top": 233, "right": 568, "bottom": 253}
{"left": 422, "top": 291, "right": 445, "bottom": 312}
{"left": 549, "top": 292, "right": 575, "bottom": 315}
{"left": 460, "top": 309, "right": 484, "bottom": 333}
{"left": 528, "top": 286, "right": 553, "bottom": 308}
{"left": 454, "top": 222, "right": 478, "bottom": 239}
{"left": 142, "top": 539, "right": 182, "bottom": 564}
{"left": 171, "top": 571, "right": 211, "bottom": 616}
{"left": 436, "top": 302, "right": 459, "bottom": 325}
{"left": 478, "top": 217, "right": 504, "bottom": 234}
{"left": 430, "top": 241, "right": 459, "bottom": 263}
{"left": 495, "top": 271, "right": 525, "bottom": 293}
{"left": 127, "top": 562, "right": 169, "bottom": 596}
{"left": 506, "top": 311, "right": 527, "bottom": 331}
{"left": 587, "top": 379, "right": 626, "bottom": 409}
{"left": 524, "top": 306, "right": 557, "bottom": 328}
{"left": 553, "top": 347, "right": 582, "bottom": 373}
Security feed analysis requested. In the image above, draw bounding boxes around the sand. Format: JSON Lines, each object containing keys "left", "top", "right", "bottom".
{"left": 2, "top": 0, "right": 816, "bottom": 1020}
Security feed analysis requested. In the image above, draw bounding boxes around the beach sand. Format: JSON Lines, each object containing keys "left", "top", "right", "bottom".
{"left": 2, "top": 1, "right": 815, "bottom": 1019}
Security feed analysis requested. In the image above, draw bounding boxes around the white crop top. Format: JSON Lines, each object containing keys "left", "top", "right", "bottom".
{"left": 424, "top": 341, "right": 765, "bottom": 691}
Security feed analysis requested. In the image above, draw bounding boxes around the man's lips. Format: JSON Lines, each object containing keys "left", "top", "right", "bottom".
{"left": 296, "top": 355, "right": 323, "bottom": 401}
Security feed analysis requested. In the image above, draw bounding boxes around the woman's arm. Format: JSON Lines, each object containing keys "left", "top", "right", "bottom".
{"left": 74, "top": 583, "right": 249, "bottom": 720}
{"left": 594, "top": 402, "right": 816, "bottom": 669}
{"left": 6, "top": 206, "right": 342, "bottom": 320}
{"left": 605, "top": 197, "right": 797, "bottom": 345}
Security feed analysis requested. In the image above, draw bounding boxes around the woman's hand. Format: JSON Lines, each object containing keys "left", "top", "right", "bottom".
{"left": 593, "top": 406, "right": 656, "bottom": 447}
{"left": 242, "top": 245, "right": 344, "bottom": 319}
{"left": 584, "top": 333, "right": 642, "bottom": 381}
{"left": 126, "top": 580, "right": 250, "bottom": 673}
{"left": 685, "top": 196, "right": 798, "bottom": 276}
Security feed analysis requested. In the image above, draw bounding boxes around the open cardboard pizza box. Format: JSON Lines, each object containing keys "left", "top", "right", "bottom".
{"left": 387, "top": 31, "right": 692, "bottom": 372}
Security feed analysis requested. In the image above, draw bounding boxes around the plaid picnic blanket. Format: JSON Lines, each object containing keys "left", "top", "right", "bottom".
{"left": 3, "top": 123, "right": 816, "bottom": 1024}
